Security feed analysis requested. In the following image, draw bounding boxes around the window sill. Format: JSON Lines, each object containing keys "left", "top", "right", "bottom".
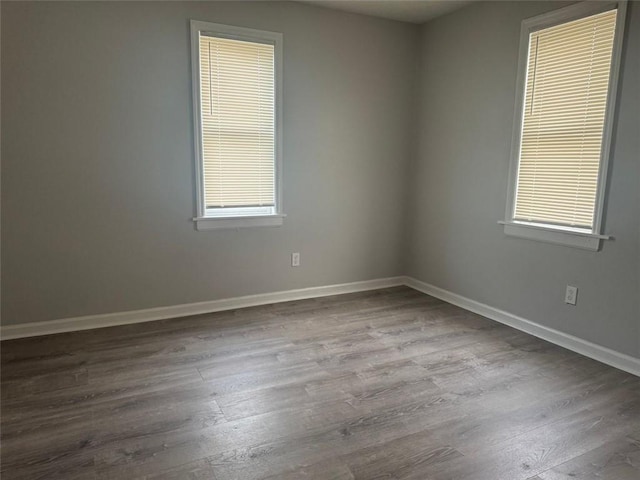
{"left": 498, "top": 221, "right": 610, "bottom": 251}
{"left": 194, "top": 214, "right": 285, "bottom": 231}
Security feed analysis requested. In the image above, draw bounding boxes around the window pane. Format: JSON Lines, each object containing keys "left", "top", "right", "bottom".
{"left": 514, "top": 9, "right": 617, "bottom": 229}
{"left": 199, "top": 35, "right": 276, "bottom": 208}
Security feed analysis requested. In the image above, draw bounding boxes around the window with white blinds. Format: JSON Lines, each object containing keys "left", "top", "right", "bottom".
{"left": 513, "top": 8, "right": 617, "bottom": 230}
{"left": 504, "top": 2, "right": 626, "bottom": 249}
{"left": 191, "top": 21, "right": 283, "bottom": 229}
{"left": 200, "top": 34, "right": 275, "bottom": 210}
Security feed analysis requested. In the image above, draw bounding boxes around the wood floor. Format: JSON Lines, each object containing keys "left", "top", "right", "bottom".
{"left": 1, "top": 287, "right": 640, "bottom": 480}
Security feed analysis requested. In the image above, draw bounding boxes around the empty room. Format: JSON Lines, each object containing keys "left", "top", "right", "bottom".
{"left": 1, "top": 0, "right": 639, "bottom": 478}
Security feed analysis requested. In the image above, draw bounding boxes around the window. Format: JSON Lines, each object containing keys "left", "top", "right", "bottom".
{"left": 502, "top": 2, "right": 627, "bottom": 250}
{"left": 190, "top": 21, "right": 284, "bottom": 230}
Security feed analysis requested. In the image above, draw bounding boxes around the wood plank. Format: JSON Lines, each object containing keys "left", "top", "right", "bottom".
{"left": 342, "top": 429, "right": 463, "bottom": 480}
{"left": 140, "top": 458, "right": 217, "bottom": 479}
{"left": 538, "top": 433, "right": 640, "bottom": 479}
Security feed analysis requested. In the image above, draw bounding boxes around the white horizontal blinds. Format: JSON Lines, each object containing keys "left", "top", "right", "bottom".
{"left": 514, "top": 9, "right": 617, "bottom": 229}
{"left": 199, "top": 34, "right": 275, "bottom": 208}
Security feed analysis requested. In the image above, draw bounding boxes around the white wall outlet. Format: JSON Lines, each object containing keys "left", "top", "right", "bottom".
{"left": 291, "top": 252, "right": 300, "bottom": 267}
{"left": 565, "top": 285, "right": 578, "bottom": 305}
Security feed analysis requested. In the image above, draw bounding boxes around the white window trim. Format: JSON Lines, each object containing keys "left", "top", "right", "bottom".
{"left": 502, "top": 1, "right": 627, "bottom": 251}
{"left": 190, "top": 20, "right": 284, "bottom": 231}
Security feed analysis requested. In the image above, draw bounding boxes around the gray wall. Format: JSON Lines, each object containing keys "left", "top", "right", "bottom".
{"left": 1, "top": 1, "right": 418, "bottom": 325}
{"left": 407, "top": 1, "right": 640, "bottom": 357}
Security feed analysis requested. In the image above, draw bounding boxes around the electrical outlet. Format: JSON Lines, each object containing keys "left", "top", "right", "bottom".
{"left": 565, "top": 285, "right": 578, "bottom": 305}
{"left": 291, "top": 252, "right": 300, "bottom": 267}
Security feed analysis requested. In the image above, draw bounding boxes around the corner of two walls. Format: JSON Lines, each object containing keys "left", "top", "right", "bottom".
{"left": 404, "top": 1, "right": 640, "bottom": 359}
{"left": 398, "top": 24, "right": 424, "bottom": 277}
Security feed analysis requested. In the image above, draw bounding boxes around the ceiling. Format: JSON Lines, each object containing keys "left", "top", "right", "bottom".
{"left": 298, "top": 0, "right": 476, "bottom": 24}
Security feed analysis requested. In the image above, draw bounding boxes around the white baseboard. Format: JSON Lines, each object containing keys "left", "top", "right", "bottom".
{"left": 0, "top": 276, "right": 405, "bottom": 340}
{"left": 3, "top": 274, "right": 638, "bottom": 378}
{"left": 404, "top": 276, "right": 640, "bottom": 377}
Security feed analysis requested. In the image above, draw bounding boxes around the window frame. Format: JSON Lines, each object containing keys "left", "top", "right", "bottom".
{"left": 190, "top": 20, "right": 284, "bottom": 231}
{"left": 501, "top": 1, "right": 627, "bottom": 251}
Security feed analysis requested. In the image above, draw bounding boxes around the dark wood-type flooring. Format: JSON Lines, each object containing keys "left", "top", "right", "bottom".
{"left": 2, "top": 287, "right": 640, "bottom": 479}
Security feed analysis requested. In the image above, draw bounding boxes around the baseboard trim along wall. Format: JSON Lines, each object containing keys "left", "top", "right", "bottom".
{"left": 0, "top": 277, "right": 405, "bottom": 340}
{"left": 2, "top": 275, "right": 639, "bottom": 377}
{"left": 404, "top": 277, "right": 640, "bottom": 378}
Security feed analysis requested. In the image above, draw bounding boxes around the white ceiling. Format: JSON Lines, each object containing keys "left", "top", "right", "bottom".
{"left": 298, "top": 0, "right": 476, "bottom": 24}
